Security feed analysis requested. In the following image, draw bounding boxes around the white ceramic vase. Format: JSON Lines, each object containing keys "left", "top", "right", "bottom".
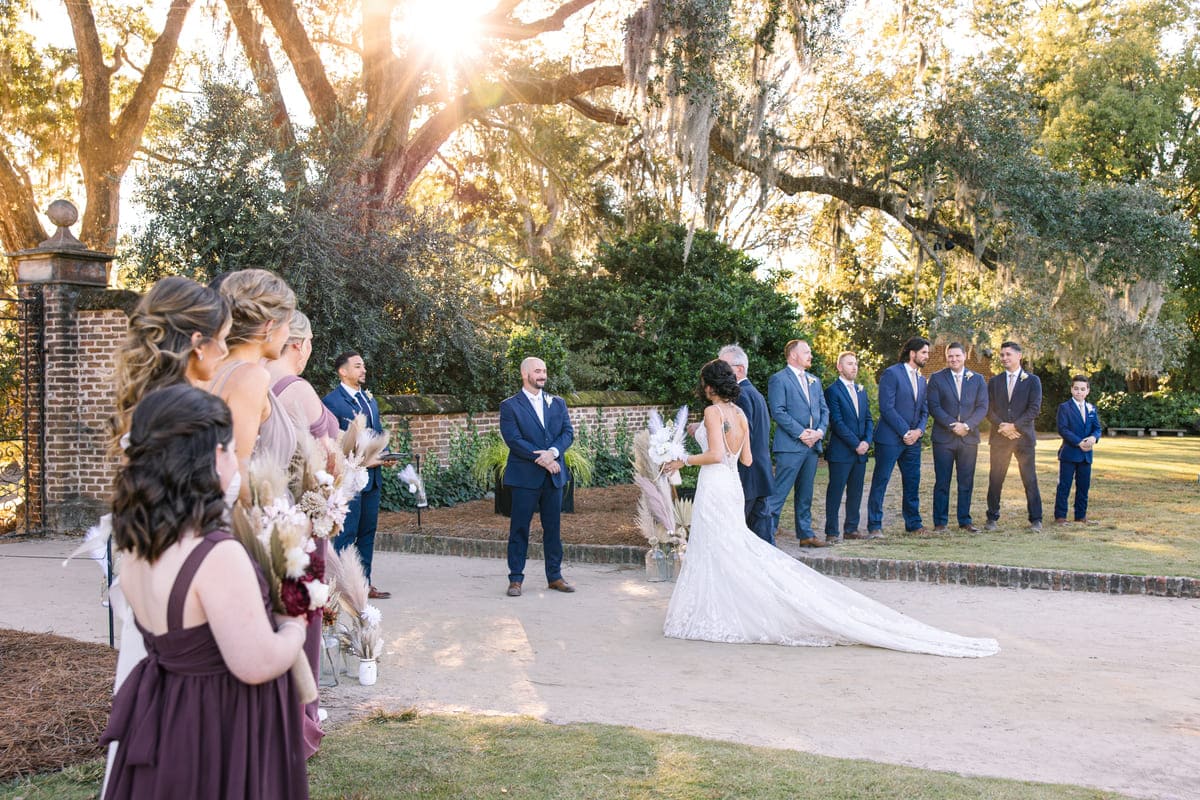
{"left": 358, "top": 657, "right": 378, "bottom": 686}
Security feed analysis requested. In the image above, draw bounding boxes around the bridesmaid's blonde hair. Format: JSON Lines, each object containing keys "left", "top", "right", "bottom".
{"left": 285, "top": 309, "right": 312, "bottom": 345}
{"left": 218, "top": 269, "right": 296, "bottom": 347}
{"left": 111, "top": 276, "right": 229, "bottom": 445}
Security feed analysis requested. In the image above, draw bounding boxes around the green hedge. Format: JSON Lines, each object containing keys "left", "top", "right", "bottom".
{"left": 1094, "top": 390, "right": 1200, "bottom": 431}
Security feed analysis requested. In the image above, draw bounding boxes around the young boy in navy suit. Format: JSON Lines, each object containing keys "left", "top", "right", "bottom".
{"left": 1054, "top": 375, "right": 1102, "bottom": 525}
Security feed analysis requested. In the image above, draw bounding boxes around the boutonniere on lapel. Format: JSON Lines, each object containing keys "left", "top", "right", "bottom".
{"left": 1019, "top": 372, "right": 1029, "bottom": 382}
{"left": 806, "top": 375, "right": 817, "bottom": 386}
{"left": 964, "top": 370, "right": 974, "bottom": 380}
{"left": 364, "top": 389, "right": 375, "bottom": 401}
{"left": 855, "top": 383, "right": 863, "bottom": 393}
{"left": 543, "top": 393, "right": 554, "bottom": 406}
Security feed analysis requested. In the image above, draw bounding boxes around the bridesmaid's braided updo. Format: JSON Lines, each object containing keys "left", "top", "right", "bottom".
{"left": 218, "top": 269, "right": 296, "bottom": 347}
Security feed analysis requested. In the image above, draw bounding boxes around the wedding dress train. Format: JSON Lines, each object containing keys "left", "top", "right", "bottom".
{"left": 663, "top": 423, "right": 999, "bottom": 657}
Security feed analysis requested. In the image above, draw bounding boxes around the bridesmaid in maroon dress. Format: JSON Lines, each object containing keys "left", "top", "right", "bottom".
{"left": 101, "top": 385, "right": 308, "bottom": 799}
{"left": 267, "top": 309, "right": 340, "bottom": 758}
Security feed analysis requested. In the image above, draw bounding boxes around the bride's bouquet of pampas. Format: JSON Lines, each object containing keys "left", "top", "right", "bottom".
{"left": 633, "top": 407, "right": 693, "bottom": 555}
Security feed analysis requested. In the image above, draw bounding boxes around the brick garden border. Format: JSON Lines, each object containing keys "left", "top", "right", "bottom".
{"left": 374, "top": 532, "right": 1200, "bottom": 598}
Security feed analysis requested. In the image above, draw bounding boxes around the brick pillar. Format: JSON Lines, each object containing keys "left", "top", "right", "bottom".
{"left": 8, "top": 200, "right": 117, "bottom": 533}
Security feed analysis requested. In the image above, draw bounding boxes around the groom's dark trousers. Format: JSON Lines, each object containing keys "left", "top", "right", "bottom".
{"left": 735, "top": 377, "right": 776, "bottom": 544}
{"left": 499, "top": 390, "right": 575, "bottom": 585}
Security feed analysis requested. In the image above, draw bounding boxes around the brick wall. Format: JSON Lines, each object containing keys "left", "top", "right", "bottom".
{"left": 922, "top": 341, "right": 995, "bottom": 379}
{"left": 386, "top": 404, "right": 658, "bottom": 463}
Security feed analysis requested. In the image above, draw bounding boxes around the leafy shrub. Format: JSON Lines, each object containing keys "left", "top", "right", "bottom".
{"left": 574, "top": 413, "right": 635, "bottom": 487}
{"left": 505, "top": 327, "right": 574, "bottom": 395}
{"left": 381, "top": 423, "right": 490, "bottom": 510}
{"left": 1094, "top": 390, "right": 1200, "bottom": 431}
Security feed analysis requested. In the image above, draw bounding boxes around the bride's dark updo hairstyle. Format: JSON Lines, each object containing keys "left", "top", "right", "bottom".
{"left": 112, "top": 384, "right": 233, "bottom": 563}
{"left": 699, "top": 359, "right": 741, "bottom": 404}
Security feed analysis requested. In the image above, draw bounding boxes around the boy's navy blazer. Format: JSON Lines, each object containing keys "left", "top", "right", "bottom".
{"left": 824, "top": 379, "right": 873, "bottom": 463}
{"left": 499, "top": 391, "right": 574, "bottom": 490}
{"left": 1056, "top": 400, "right": 1102, "bottom": 463}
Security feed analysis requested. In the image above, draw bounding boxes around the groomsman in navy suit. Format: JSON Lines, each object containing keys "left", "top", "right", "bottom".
{"left": 499, "top": 357, "right": 576, "bottom": 597}
{"left": 719, "top": 345, "right": 776, "bottom": 544}
{"left": 768, "top": 339, "right": 830, "bottom": 547}
{"left": 927, "top": 342, "right": 989, "bottom": 532}
{"left": 322, "top": 351, "right": 390, "bottom": 599}
{"left": 867, "top": 336, "right": 931, "bottom": 535}
{"left": 824, "top": 351, "right": 874, "bottom": 542}
{"left": 985, "top": 341, "right": 1044, "bottom": 531}
{"left": 1054, "top": 375, "right": 1102, "bottom": 524}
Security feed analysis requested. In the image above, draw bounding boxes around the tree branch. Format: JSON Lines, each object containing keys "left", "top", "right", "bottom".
{"left": 481, "top": 0, "right": 600, "bottom": 40}
{"left": 708, "top": 125, "right": 1003, "bottom": 269}
{"left": 565, "top": 97, "right": 631, "bottom": 126}
{"left": 382, "top": 64, "right": 625, "bottom": 202}
{"left": 256, "top": 0, "right": 341, "bottom": 129}
{"left": 0, "top": 148, "right": 47, "bottom": 252}
{"left": 224, "top": 0, "right": 300, "bottom": 183}
{"left": 113, "top": 0, "right": 195, "bottom": 165}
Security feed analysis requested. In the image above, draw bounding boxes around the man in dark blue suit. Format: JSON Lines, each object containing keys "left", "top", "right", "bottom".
{"left": 500, "top": 357, "right": 576, "bottom": 597}
{"left": 322, "top": 351, "right": 391, "bottom": 599}
{"left": 1054, "top": 375, "right": 1102, "bottom": 524}
{"left": 824, "top": 351, "right": 874, "bottom": 542}
{"left": 719, "top": 344, "right": 775, "bottom": 544}
{"left": 768, "top": 339, "right": 830, "bottom": 547}
{"left": 985, "top": 340, "right": 1044, "bottom": 531}
{"left": 867, "top": 336, "right": 931, "bottom": 535}
{"left": 927, "top": 342, "right": 989, "bottom": 533}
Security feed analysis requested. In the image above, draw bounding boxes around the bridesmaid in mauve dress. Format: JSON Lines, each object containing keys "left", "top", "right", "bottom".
{"left": 267, "top": 310, "right": 341, "bottom": 758}
{"left": 101, "top": 385, "right": 308, "bottom": 799}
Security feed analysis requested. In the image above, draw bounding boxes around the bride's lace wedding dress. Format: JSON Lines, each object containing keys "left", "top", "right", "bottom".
{"left": 663, "top": 414, "right": 999, "bottom": 657}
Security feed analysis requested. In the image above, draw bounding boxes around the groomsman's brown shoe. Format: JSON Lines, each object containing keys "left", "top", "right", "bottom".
{"left": 547, "top": 579, "right": 576, "bottom": 593}
{"left": 908, "top": 527, "right": 931, "bottom": 536}
{"left": 1054, "top": 518, "right": 1070, "bottom": 525}
{"left": 933, "top": 525, "right": 948, "bottom": 533}
{"left": 506, "top": 582, "right": 522, "bottom": 597}
{"left": 797, "top": 538, "right": 828, "bottom": 548}
{"left": 368, "top": 586, "right": 391, "bottom": 599}
{"left": 843, "top": 531, "right": 868, "bottom": 540}
{"left": 959, "top": 524, "right": 981, "bottom": 533}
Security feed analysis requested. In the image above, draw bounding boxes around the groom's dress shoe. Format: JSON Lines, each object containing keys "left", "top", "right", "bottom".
{"left": 959, "top": 524, "right": 981, "bottom": 533}
{"left": 843, "top": 531, "right": 867, "bottom": 540}
{"left": 506, "top": 582, "right": 522, "bottom": 597}
{"left": 368, "top": 586, "right": 391, "bottom": 599}
{"left": 797, "top": 538, "right": 828, "bottom": 548}
{"left": 547, "top": 579, "right": 575, "bottom": 593}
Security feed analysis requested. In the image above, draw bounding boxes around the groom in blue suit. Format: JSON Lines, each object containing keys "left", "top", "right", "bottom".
{"left": 768, "top": 339, "right": 830, "bottom": 547}
{"left": 927, "top": 342, "right": 989, "bottom": 532}
{"left": 322, "top": 351, "right": 390, "bottom": 599}
{"left": 499, "top": 357, "right": 575, "bottom": 597}
{"left": 719, "top": 344, "right": 775, "bottom": 544}
{"left": 824, "top": 351, "right": 874, "bottom": 542}
{"left": 867, "top": 336, "right": 931, "bottom": 535}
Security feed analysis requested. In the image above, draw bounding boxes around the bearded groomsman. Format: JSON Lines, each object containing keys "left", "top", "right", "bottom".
{"left": 768, "top": 339, "right": 829, "bottom": 547}
{"left": 719, "top": 344, "right": 776, "bottom": 544}
{"left": 927, "top": 342, "right": 989, "bottom": 533}
{"left": 867, "top": 336, "right": 931, "bottom": 535}
{"left": 985, "top": 341, "right": 1044, "bottom": 531}
{"left": 824, "top": 352, "right": 874, "bottom": 542}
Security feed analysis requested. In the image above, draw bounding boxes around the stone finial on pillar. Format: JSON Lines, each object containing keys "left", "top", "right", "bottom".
{"left": 9, "top": 200, "right": 114, "bottom": 286}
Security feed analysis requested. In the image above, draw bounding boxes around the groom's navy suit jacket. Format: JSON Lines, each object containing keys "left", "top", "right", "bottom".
{"left": 768, "top": 368, "right": 829, "bottom": 454}
{"left": 735, "top": 378, "right": 772, "bottom": 500}
{"left": 499, "top": 391, "right": 574, "bottom": 489}
{"left": 322, "top": 385, "right": 383, "bottom": 492}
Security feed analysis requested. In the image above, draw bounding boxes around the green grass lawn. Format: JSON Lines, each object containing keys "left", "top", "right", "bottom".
{"left": 0, "top": 712, "right": 1132, "bottom": 800}
{"left": 780, "top": 435, "right": 1200, "bottom": 577}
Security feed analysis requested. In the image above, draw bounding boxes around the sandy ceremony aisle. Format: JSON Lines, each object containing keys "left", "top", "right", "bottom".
{"left": 4, "top": 538, "right": 1199, "bottom": 800}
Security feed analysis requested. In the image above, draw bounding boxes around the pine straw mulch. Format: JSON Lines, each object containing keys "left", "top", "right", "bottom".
{"left": 377, "top": 483, "right": 648, "bottom": 547}
{"left": 0, "top": 629, "right": 115, "bottom": 780}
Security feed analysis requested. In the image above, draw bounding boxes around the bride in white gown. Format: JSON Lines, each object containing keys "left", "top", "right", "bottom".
{"left": 662, "top": 360, "right": 999, "bottom": 658}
